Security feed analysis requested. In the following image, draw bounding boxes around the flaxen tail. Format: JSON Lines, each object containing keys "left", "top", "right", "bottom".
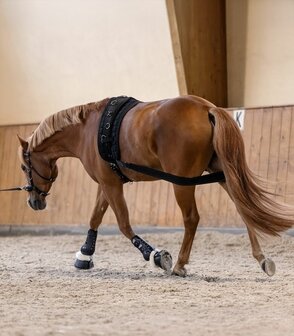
{"left": 209, "top": 107, "right": 294, "bottom": 236}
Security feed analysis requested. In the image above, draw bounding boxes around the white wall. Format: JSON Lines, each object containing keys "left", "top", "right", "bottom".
{"left": 227, "top": 0, "right": 294, "bottom": 107}
{"left": 0, "top": 0, "right": 179, "bottom": 125}
{"left": 2, "top": 0, "right": 293, "bottom": 121}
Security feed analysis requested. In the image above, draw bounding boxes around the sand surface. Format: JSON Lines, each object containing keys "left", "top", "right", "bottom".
{"left": 0, "top": 231, "right": 293, "bottom": 336}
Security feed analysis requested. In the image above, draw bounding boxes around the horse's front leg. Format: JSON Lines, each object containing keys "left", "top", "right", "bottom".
{"left": 101, "top": 182, "right": 172, "bottom": 273}
{"left": 172, "top": 185, "right": 199, "bottom": 277}
{"left": 75, "top": 185, "right": 109, "bottom": 269}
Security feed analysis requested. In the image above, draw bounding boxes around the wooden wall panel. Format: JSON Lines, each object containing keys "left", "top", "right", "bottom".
{"left": 166, "top": 0, "right": 227, "bottom": 106}
{"left": 0, "top": 106, "right": 294, "bottom": 227}
{"left": 165, "top": 0, "right": 187, "bottom": 95}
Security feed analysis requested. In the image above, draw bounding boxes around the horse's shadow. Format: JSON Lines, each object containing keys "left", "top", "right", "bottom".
{"left": 41, "top": 265, "right": 273, "bottom": 284}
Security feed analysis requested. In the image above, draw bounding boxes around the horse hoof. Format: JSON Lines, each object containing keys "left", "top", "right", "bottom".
{"left": 172, "top": 266, "right": 187, "bottom": 277}
{"left": 74, "top": 251, "right": 94, "bottom": 270}
{"left": 151, "top": 250, "right": 173, "bottom": 274}
{"left": 260, "top": 258, "right": 276, "bottom": 277}
{"left": 74, "top": 259, "right": 94, "bottom": 269}
{"left": 159, "top": 250, "right": 173, "bottom": 274}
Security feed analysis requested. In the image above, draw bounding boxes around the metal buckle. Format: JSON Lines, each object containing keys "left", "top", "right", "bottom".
{"left": 23, "top": 185, "right": 33, "bottom": 192}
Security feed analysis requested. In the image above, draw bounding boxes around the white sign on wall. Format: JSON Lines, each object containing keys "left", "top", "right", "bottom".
{"left": 233, "top": 109, "right": 245, "bottom": 130}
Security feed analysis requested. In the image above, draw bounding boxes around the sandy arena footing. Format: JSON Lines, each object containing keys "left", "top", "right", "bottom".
{"left": 0, "top": 230, "right": 293, "bottom": 336}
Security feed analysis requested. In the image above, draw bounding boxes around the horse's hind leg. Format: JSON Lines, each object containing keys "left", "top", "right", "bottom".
{"left": 221, "top": 181, "right": 276, "bottom": 276}
{"left": 75, "top": 185, "right": 109, "bottom": 269}
{"left": 219, "top": 181, "right": 275, "bottom": 276}
{"left": 101, "top": 182, "right": 172, "bottom": 273}
{"left": 208, "top": 157, "right": 276, "bottom": 276}
{"left": 247, "top": 227, "right": 275, "bottom": 276}
{"left": 172, "top": 185, "right": 199, "bottom": 277}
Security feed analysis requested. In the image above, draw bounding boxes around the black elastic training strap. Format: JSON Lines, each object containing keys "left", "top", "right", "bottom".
{"left": 98, "top": 96, "right": 225, "bottom": 186}
{"left": 118, "top": 161, "right": 225, "bottom": 186}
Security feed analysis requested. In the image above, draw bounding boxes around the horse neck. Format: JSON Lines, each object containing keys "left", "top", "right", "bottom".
{"left": 32, "top": 102, "right": 103, "bottom": 174}
{"left": 34, "top": 123, "right": 87, "bottom": 161}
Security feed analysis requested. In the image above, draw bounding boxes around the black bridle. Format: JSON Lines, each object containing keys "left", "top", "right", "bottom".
{"left": 0, "top": 151, "right": 56, "bottom": 197}
{"left": 21, "top": 151, "right": 56, "bottom": 197}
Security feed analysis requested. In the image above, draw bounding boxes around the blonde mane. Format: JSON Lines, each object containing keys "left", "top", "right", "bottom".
{"left": 28, "top": 100, "right": 106, "bottom": 150}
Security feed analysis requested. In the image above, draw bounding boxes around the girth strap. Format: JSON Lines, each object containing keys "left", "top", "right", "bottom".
{"left": 98, "top": 96, "right": 140, "bottom": 163}
{"left": 98, "top": 96, "right": 140, "bottom": 182}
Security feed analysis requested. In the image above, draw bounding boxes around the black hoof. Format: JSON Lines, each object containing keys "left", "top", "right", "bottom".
{"left": 74, "top": 251, "right": 94, "bottom": 269}
{"left": 74, "top": 258, "right": 94, "bottom": 270}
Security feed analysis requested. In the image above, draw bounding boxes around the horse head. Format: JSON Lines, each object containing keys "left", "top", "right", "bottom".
{"left": 18, "top": 135, "right": 58, "bottom": 210}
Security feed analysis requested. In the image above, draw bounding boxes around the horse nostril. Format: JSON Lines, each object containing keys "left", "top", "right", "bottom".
{"left": 39, "top": 200, "right": 46, "bottom": 210}
{"left": 28, "top": 197, "right": 46, "bottom": 210}
{"left": 30, "top": 199, "right": 39, "bottom": 210}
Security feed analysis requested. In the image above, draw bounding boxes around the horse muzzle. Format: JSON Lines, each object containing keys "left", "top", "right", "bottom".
{"left": 28, "top": 197, "right": 47, "bottom": 210}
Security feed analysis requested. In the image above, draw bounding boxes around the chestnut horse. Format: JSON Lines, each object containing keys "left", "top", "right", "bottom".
{"left": 18, "top": 95, "right": 293, "bottom": 277}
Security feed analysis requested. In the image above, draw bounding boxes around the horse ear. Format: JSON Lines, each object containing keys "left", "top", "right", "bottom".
{"left": 17, "top": 135, "right": 28, "bottom": 151}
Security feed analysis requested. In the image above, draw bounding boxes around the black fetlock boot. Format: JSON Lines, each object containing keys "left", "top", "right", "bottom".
{"left": 131, "top": 235, "right": 154, "bottom": 261}
{"left": 74, "top": 229, "right": 97, "bottom": 269}
{"left": 131, "top": 235, "right": 172, "bottom": 273}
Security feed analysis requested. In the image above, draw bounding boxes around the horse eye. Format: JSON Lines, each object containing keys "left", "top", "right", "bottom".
{"left": 21, "top": 164, "right": 26, "bottom": 171}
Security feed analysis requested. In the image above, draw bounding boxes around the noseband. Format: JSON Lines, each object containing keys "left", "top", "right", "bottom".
{"left": 20, "top": 151, "right": 56, "bottom": 197}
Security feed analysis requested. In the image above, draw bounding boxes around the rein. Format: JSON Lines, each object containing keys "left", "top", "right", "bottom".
{"left": 0, "top": 186, "right": 33, "bottom": 192}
